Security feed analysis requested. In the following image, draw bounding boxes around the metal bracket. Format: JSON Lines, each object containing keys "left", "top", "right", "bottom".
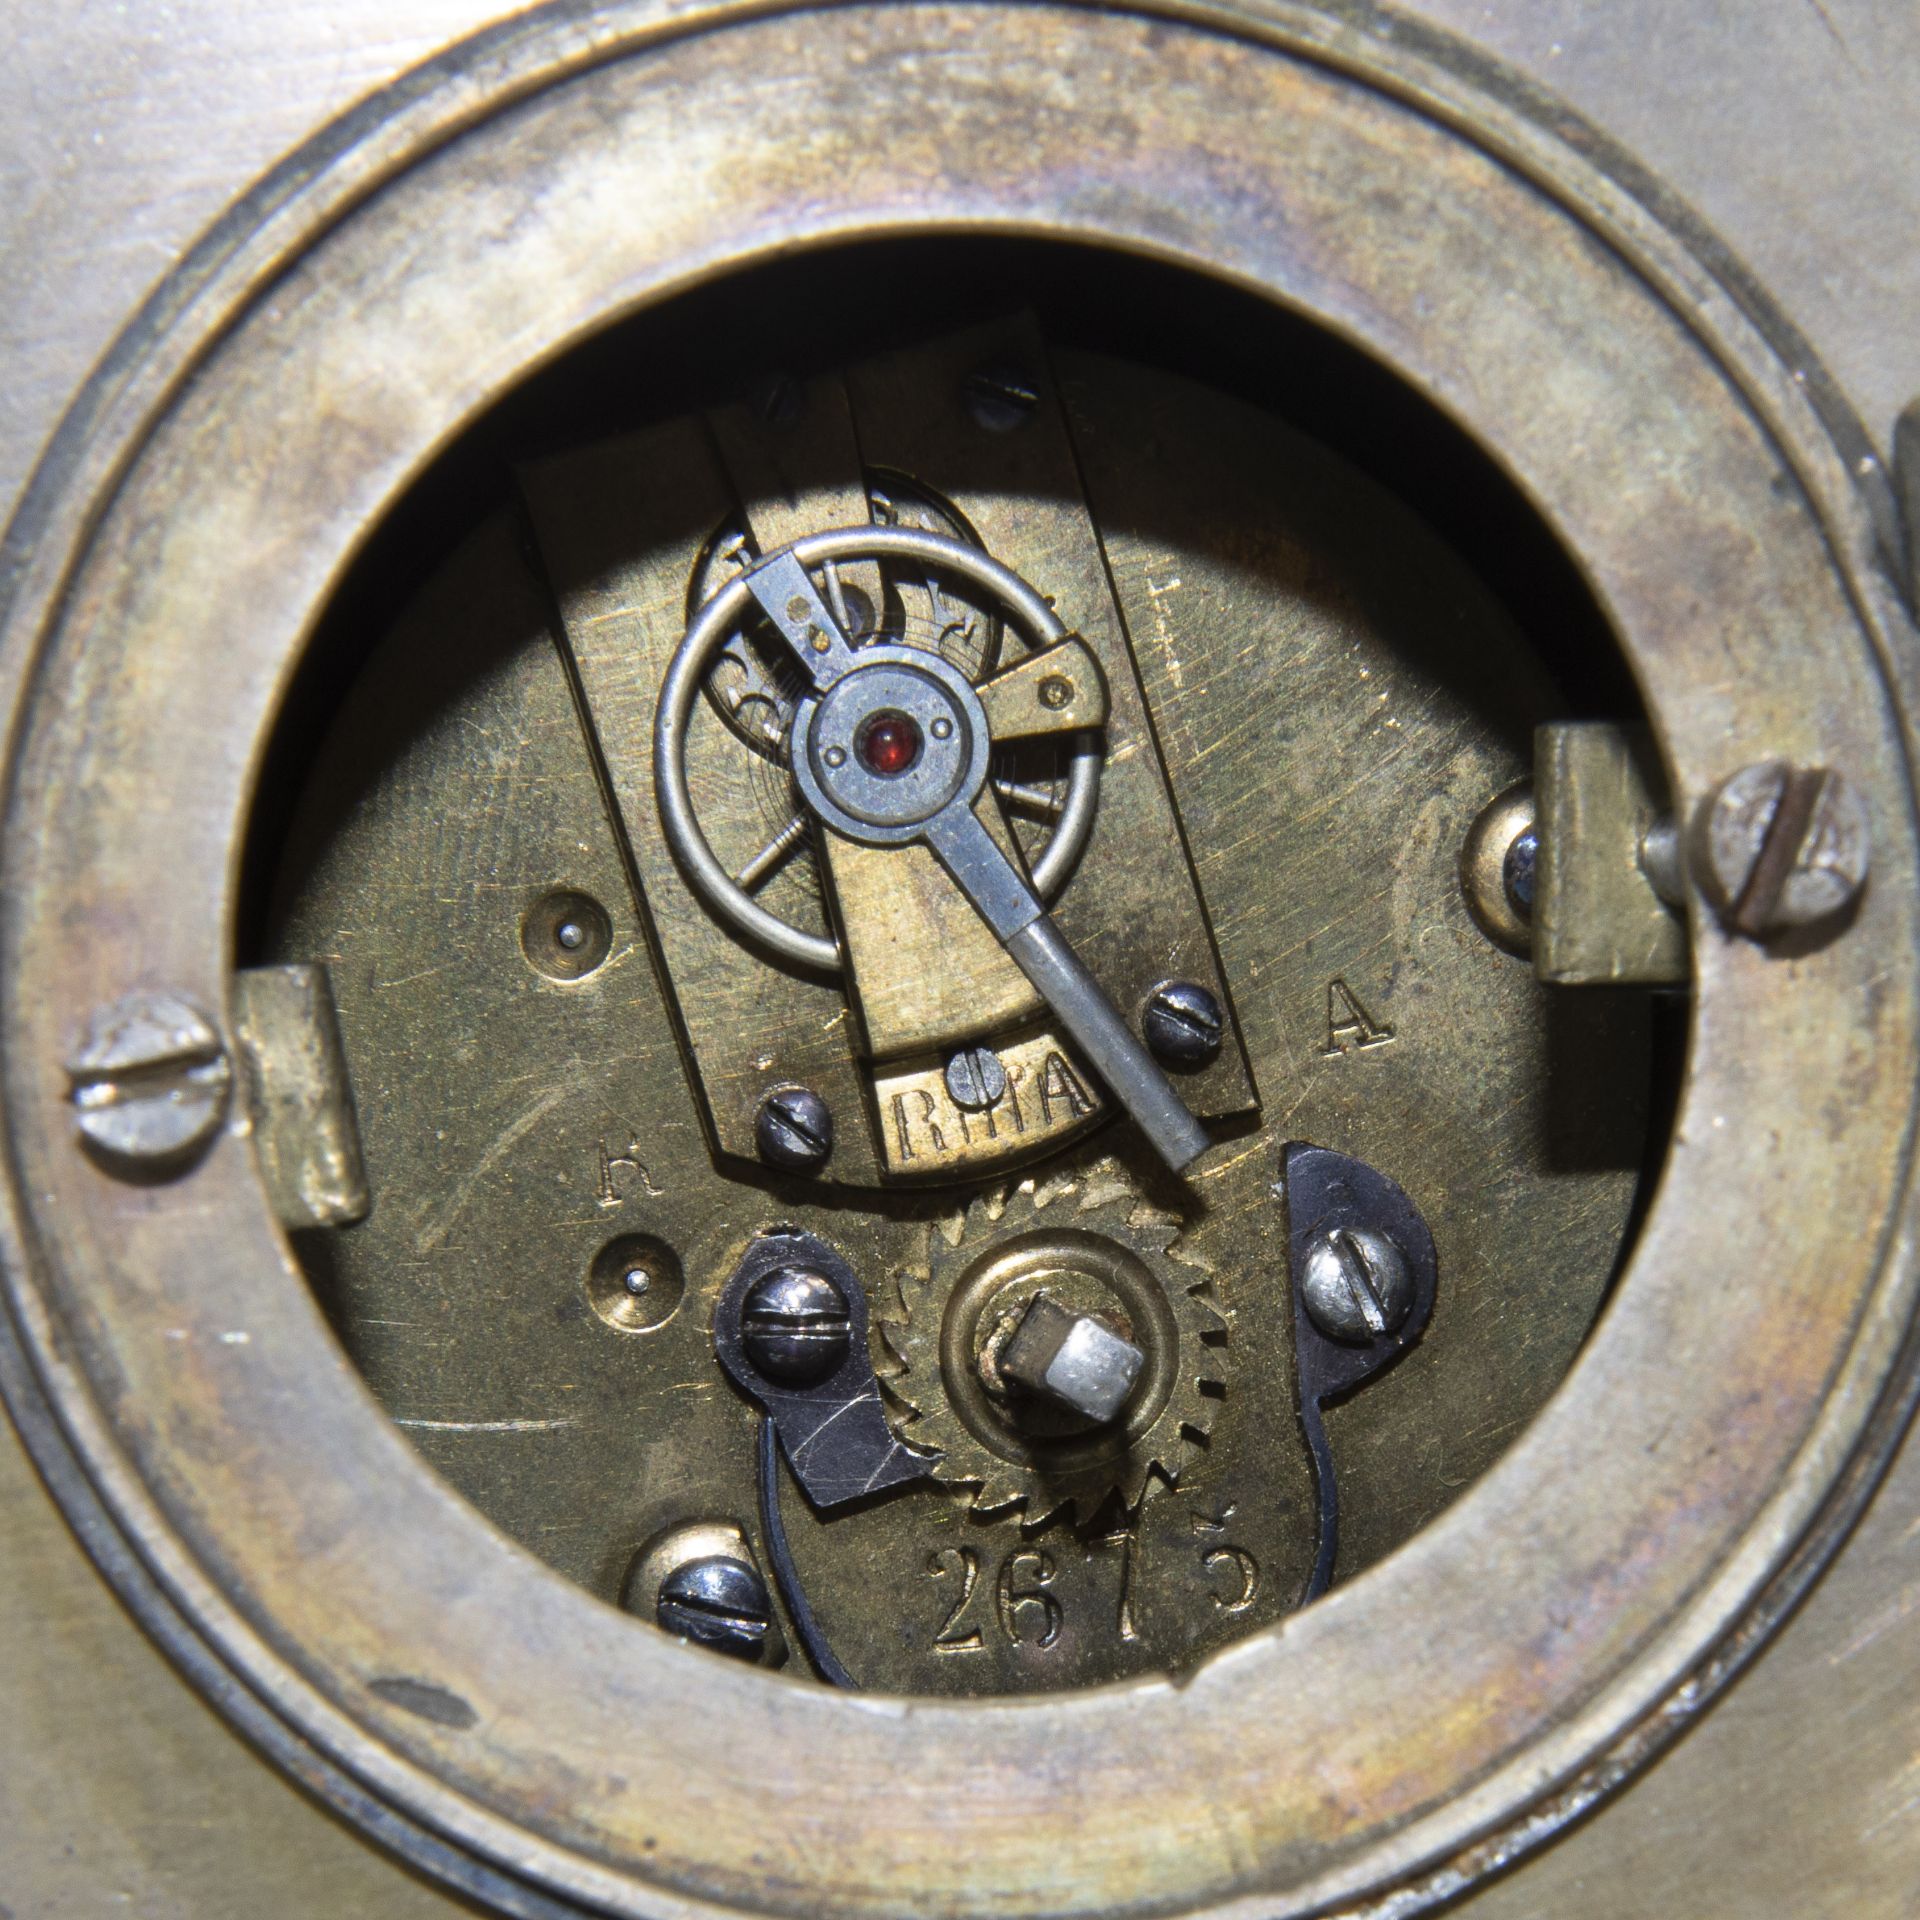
{"left": 712, "top": 1227, "right": 941, "bottom": 1687}
{"left": 1534, "top": 722, "right": 1689, "bottom": 986}
{"left": 231, "top": 965, "right": 369, "bottom": 1228}
{"left": 712, "top": 1229, "right": 935, "bottom": 1510}
{"left": 1282, "top": 1142, "right": 1438, "bottom": 1602}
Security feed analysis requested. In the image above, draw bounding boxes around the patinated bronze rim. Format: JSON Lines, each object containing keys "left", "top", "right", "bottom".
{"left": 0, "top": 5, "right": 1916, "bottom": 1918}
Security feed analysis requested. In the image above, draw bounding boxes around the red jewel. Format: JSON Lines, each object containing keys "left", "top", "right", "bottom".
{"left": 858, "top": 712, "right": 922, "bottom": 776}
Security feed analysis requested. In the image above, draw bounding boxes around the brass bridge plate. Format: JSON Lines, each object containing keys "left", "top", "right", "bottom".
{"left": 518, "top": 314, "right": 1256, "bottom": 1186}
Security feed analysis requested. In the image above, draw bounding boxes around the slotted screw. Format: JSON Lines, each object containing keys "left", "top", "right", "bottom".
{"left": 755, "top": 1085, "right": 832, "bottom": 1173}
{"left": 67, "top": 990, "right": 232, "bottom": 1174}
{"left": 741, "top": 1267, "right": 852, "bottom": 1385}
{"left": 1502, "top": 826, "right": 1539, "bottom": 917}
{"left": 1700, "top": 762, "right": 1870, "bottom": 937}
{"left": 753, "top": 372, "right": 804, "bottom": 430}
{"left": 1300, "top": 1226, "right": 1413, "bottom": 1345}
{"left": 961, "top": 361, "right": 1039, "bottom": 433}
{"left": 1141, "top": 979, "right": 1225, "bottom": 1069}
{"left": 944, "top": 1044, "right": 1008, "bottom": 1112}
{"left": 655, "top": 1555, "right": 775, "bottom": 1663}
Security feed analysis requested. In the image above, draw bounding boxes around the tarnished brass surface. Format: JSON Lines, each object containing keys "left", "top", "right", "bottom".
{"left": 700, "top": 371, "right": 1040, "bottom": 1066}
{"left": 0, "top": 4, "right": 1917, "bottom": 1919}
{"left": 1535, "top": 724, "right": 1689, "bottom": 986}
{"left": 0, "top": 1422, "right": 491, "bottom": 1920}
{"left": 870, "top": 1021, "right": 1108, "bottom": 1178}
{"left": 16, "top": 1323, "right": 1920, "bottom": 1920}
{"left": 817, "top": 822, "right": 1043, "bottom": 1063}
{"left": 846, "top": 315, "right": 1257, "bottom": 1130}
{"left": 521, "top": 415, "right": 898, "bottom": 1181}
{"left": 232, "top": 965, "right": 370, "bottom": 1230}
{"left": 976, "top": 636, "right": 1108, "bottom": 740}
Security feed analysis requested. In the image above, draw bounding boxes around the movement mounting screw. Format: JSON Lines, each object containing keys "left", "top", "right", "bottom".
{"left": 1699, "top": 762, "right": 1870, "bottom": 937}
{"left": 67, "top": 990, "right": 232, "bottom": 1174}
{"left": 754, "top": 1085, "right": 832, "bottom": 1173}
{"left": 1300, "top": 1226, "right": 1413, "bottom": 1345}
{"left": 741, "top": 1267, "right": 852, "bottom": 1384}
{"left": 1141, "top": 979, "right": 1224, "bottom": 1069}
{"left": 655, "top": 1555, "right": 776, "bottom": 1664}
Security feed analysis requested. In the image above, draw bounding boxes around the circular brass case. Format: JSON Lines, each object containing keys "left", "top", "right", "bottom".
{"left": 0, "top": 8, "right": 1916, "bottom": 1920}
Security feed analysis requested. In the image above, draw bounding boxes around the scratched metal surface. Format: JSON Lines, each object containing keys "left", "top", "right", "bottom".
{"left": 1, "top": 1, "right": 1918, "bottom": 1915}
